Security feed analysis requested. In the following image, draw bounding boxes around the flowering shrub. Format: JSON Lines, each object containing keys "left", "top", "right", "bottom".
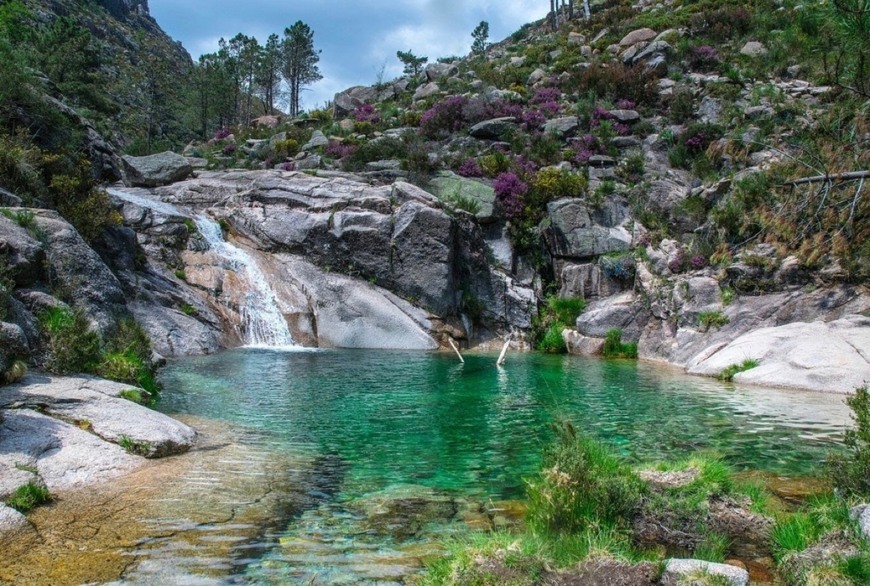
{"left": 522, "top": 109, "right": 546, "bottom": 131}
{"left": 531, "top": 87, "right": 561, "bottom": 105}
{"left": 213, "top": 129, "right": 232, "bottom": 140}
{"left": 614, "top": 122, "right": 631, "bottom": 136}
{"left": 457, "top": 158, "right": 483, "bottom": 178}
{"left": 668, "top": 247, "right": 687, "bottom": 273}
{"left": 325, "top": 140, "right": 357, "bottom": 159}
{"left": 354, "top": 103, "right": 381, "bottom": 124}
{"left": 280, "top": 162, "right": 296, "bottom": 171}
{"left": 590, "top": 106, "right": 615, "bottom": 128}
{"left": 493, "top": 171, "right": 528, "bottom": 219}
{"left": 689, "top": 46, "right": 721, "bottom": 70}
{"left": 420, "top": 95, "right": 469, "bottom": 137}
{"left": 570, "top": 134, "right": 601, "bottom": 165}
{"left": 222, "top": 143, "right": 236, "bottom": 156}
{"left": 615, "top": 99, "right": 636, "bottom": 110}
{"left": 690, "top": 255, "right": 708, "bottom": 270}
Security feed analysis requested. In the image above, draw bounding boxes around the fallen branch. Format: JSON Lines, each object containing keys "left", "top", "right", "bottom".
{"left": 786, "top": 170, "right": 870, "bottom": 186}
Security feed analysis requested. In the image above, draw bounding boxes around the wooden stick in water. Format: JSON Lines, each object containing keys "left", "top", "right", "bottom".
{"left": 497, "top": 337, "right": 511, "bottom": 366}
{"left": 448, "top": 338, "right": 465, "bottom": 363}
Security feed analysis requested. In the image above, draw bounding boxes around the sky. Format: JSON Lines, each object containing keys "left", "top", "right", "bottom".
{"left": 149, "top": 0, "right": 549, "bottom": 111}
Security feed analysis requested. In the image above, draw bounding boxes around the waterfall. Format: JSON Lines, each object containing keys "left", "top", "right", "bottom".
{"left": 195, "top": 217, "right": 297, "bottom": 348}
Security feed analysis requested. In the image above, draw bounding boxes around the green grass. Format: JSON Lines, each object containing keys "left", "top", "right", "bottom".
{"left": 5, "top": 482, "right": 51, "bottom": 513}
{"left": 13, "top": 462, "right": 38, "bottom": 475}
{"left": 717, "top": 359, "right": 760, "bottom": 382}
{"left": 698, "top": 311, "right": 730, "bottom": 332}
{"left": 602, "top": 329, "right": 638, "bottom": 359}
{"left": 39, "top": 306, "right": 102, "bottom": 375}
{"left": 693, "top": 532, "right": 731, "bottom": 563}
{"left": 179, "top": 302, "right": 198, "bottom": 316}
{"left": 118, "top": 435, "right": 151, "bottom": 456}
{"left": 771, "top": 493, "right": 852, "bottom": 563}
{"left": 119, "top": 388, "right": 147, "bottom": 404}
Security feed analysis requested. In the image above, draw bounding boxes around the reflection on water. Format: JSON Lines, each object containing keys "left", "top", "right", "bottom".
{"left": 151, "top": 349, "right": 851, "bottom": 583}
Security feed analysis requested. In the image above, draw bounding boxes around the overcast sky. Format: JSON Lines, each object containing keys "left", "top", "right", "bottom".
{"left": 149, "top": 0, "right": 548, "bottom": 110}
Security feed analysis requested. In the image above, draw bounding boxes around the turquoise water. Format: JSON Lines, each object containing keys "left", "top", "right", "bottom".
{"left": 156, "top": 348, "right": 849, "bottom": 583}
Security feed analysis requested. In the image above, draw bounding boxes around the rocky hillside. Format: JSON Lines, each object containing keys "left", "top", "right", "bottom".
{"left": 1, "top": 0, "right": 869, "bottom": 394}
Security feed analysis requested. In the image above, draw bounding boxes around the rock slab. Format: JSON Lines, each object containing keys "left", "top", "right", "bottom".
{"left": 663, "top": 559, "right": 749, "bottom": 586}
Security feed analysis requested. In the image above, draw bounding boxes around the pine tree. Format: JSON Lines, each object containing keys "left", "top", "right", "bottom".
{"left": 396, "top": 50, "right": 427, "bottom": 77}
{"left": 257, "top": 33, "right": 283, "bottom": 114}
{"left": 281, "top": 21, "right": 322, "bottom": 117}
{"left": 471, "top": 21, "right": 489, "bottom": 55}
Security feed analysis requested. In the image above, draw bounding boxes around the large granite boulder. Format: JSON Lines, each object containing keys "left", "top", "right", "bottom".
{"left": 469, "top": 117, "right": 518, "bottom": 140}
{"left": 427, "top": 172, "right": 496, "bottom": 222}
{"left": 122, "top": 152, "right": 193, "bottom": 187}
{"left": 545, "top": 197, "right": 633, "bottom": 259}
{"left": 0, "top": 374, "right": 197, "bottom": 457}
{"left": 31, "top": 211, "right": 128, "bottom": 332}
{"left": 687, "top": 315, "right": 870, "bottom": 393}
{"left": 0, "top": 214, "right": 45, "bottom": 286}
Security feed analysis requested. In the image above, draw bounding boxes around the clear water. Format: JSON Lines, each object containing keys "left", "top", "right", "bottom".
{"left": 154, "top": 348, "right": 850, "bottom": 583}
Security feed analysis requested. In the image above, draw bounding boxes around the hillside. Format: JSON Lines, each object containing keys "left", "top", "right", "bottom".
{"left": 0, "top": 0, "right": 868, "bottom": 394}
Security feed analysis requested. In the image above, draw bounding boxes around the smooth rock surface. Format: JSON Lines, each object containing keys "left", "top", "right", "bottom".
{"left": 0, "top": 504, "right": 28, "bottom": 534}
{"left": 687, "top": 316, "right": 870, "bottom": 393}
{"left": 0, "top": 374, "right": 197, "bottom": 457}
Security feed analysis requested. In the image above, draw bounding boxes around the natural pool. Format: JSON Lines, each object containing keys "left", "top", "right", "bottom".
{"left": 147, "top": 348, "right": 850, "bottom": 584}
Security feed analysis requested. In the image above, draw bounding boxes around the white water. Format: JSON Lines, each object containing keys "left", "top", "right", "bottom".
{"left": 195, "top": 217, "right": 298, "bottom": 348}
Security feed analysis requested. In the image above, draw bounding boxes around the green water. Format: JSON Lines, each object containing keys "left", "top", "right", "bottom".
{"left": 156, "top": 348, "right": 849, "bottom": 583}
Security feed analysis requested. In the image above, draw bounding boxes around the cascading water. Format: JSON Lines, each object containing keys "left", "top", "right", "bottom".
{"left": 195, "top": 217, "right": 297, "bottom": 347}
{"left": 107, "top": 186, "right": 297, "bottom": 348}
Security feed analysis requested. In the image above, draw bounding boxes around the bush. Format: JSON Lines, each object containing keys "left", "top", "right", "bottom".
{"left": 602, "top": 329, "right": 638, "bottom": 359}
{"left": 529, "top": 168, "right": 586, "bottom": 204}
{"left": 527, "top": 422, "right": 645, "bottom": 534}
{"left": 827, "top": 386, "right": 870, "bottom": 499}
{"left": 698, "top": 311, "right": 730, "bottom": 332}
{"left": 40, "top": 307, "right": 102, "bottom": 375}
{"left": 420, "top": 95, "right": 469, "bottom": 138}
{"left": 4, "top": 482, "right": 51, "bottom": 513}
{"left": 717, "top": 359, "right": 759, "bottom": 382}
{"left": 99, "top": 319, "right": 158, "bottom": 394}
{"left": 493, "top": 171, "right": 528, "bottom": 219}
{"left": 564, "top": 63, "right": 659, "bottom": 109}
{"left": 538, "top": 323, "right": 567, "bottom": 354}
{"left": 533, "top": 296, "right": 587, "bottom": 353}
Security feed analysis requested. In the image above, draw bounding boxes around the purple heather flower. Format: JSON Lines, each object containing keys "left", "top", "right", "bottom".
{"left": 493, "top": 171, "right": 528, "bottom": 219}
{"left": 457, "top": 158, "right": 483, "bottom": 178}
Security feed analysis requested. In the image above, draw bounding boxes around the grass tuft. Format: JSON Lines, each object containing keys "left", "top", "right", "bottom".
{"left": 5, "top": 482, "right": 51, "bottom": 513}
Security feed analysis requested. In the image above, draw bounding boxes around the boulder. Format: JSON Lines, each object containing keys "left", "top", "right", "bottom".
{"left": 559, "top": 263, "right": 622, "bottom": 299}
{"left": 301, "top": 130, "right": 329, "bottom": 151}
{"left": 0, "top": 187, "right": 22, "bottom": 207}
{"left": 0, "top": 214, "right": 45, "bottom": 286}
{"left": 425, "top": 62, "right": 457, "bottom": 81}
{"left": 686, "top": 315, "right": 870, "bottom": 393}
{"left": 576, "top": 292, "right": 651, "bottom": 342}
{"left": 563, "top": 330, "right": 605, "bottom": 356}
{"left": 413, "top": 82, "right": 440, "bottom": 102}
{"left": 544, "top": 197, "right": 633, "bottom": 259}
{"left": 662, "top": 559, "right": 748, "bottom": 586}
{"left": 528, "top": 68, "right": 547, "bottom": 85}
{"left": 122, "top": 152, "right": 193, "bottom": 187}
{"left": 0, "top": 504, "right": 28, "bottom": 534}
{"left": 0, "top": 408, "right": 141, "bottom": 496}
{"left": 428, "top": 172, "right": 496, "bottom": 222}
{"left": 33, "top": 211, "right": 129, "bottom": 332}
{"left": 850, "top": 504, "right": 870, "bottom": 540}
{"left": 619, "top": 28, "right": 657, "bottom": 47}
{"left": 740, "top": 41, "right": 768, "bottom": 57}
{"left": 608, "top": 109, "right": 640, "bottom": 123}
{"left": 469, "top": 117, "right": 518, "bottom": 140}
{"left": 0, "top": 374, "right": 197, "bottom": 457}
{"left": 332, "top": 85, "right": 378, "bottom": 116}
{"left": 543, "top": 116, "right": 579, "bottom": 137}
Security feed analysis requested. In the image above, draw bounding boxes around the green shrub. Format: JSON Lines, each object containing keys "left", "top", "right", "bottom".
{"left": 527, "top": 421, "right": 645, "bottom": 534}
{"left": 179, "top": 302, "right": 198, "bottom": 316}
{"left": 5, "top": 482, "right": 51, "bottom": 513}
{"left": 602, "top": 329, "right": 638, "bottom": 359}
{"left": 118, "top": 435, "right": 151, "bottom": 456}
{"left": 827, "top": 386, "right": 870, "bottom": 499}
{"left": 119, "top": 388, "right": 147, "bottom": 404}
{"left": 538, "top": 323, "right": 567, "bottom": 354}
{"left": 698, "top": 311, "right": 730, "bottom": 332}
{"left": 717, "top": 359, "right": 759, "bottom": 382}
{"left": 1, "top": 359, "right": 27, "bottom": 385}
{"left": 100, "top": 319, "right": 158, "bottom": 394}
{"left": 40, "top": 307, "right": 102, "bottom": 375}
{"left": 529, "top": 168, "right": 586, "bottom": 204}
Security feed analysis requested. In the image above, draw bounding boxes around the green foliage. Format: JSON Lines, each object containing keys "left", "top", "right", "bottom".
{"left": 118, "top": 435, "right": 151, "bottom": 456}
{"left": 4, "top": 482, "right": 51, "bottom": 514}
{"left": 40, "top": 307, "right": 102, "bottom": 375}
{"left": 1, "top": 208, "right": 36, "bottom": 232}
{"left": 396, "top": 49, "right": 427, "bottom": 77}
{"left": 693, "top": 532, "right": 730, "bottom": 563}
{"left": 471, "top": 21, "right": 489, "bottom": 55}
{"left": 697, "top": 311, "right": 730, "bottom": 332}
{"left": 717, "top": 359, "right": 759, "bottom": 382}
{"left": 827, "top": 387, "right": 870, "bottom": 499}
{"left": 532, "top": 296, "right": 586, "bottom": 354}
{"left": 479, "top": 151, "right": 510, "bottom": 177}
{"left": 527, "top": 422, "right": 645, "bottom": 534}
{"left": 342, "top": 137, "right": 408, "bottom": 172}
{"left": 529, "top": 168, "right": 586, "bottom": 204}
{"left": 119, "top": 389, "right": 147, "bottom": 404}
{"left": 771, "top": 493, "right": 852, "bottom": 563}
{"left": 443, "top": 191, "right": 482, "bottom": 215}
{"left": 602, "top": 329, "right": 638, "bottom": 359}
{"left": 99, "top": 319, "right": 158, "bottom": 394}
{"left": 179, "top": 303, "right": 198, "bottom": 316}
